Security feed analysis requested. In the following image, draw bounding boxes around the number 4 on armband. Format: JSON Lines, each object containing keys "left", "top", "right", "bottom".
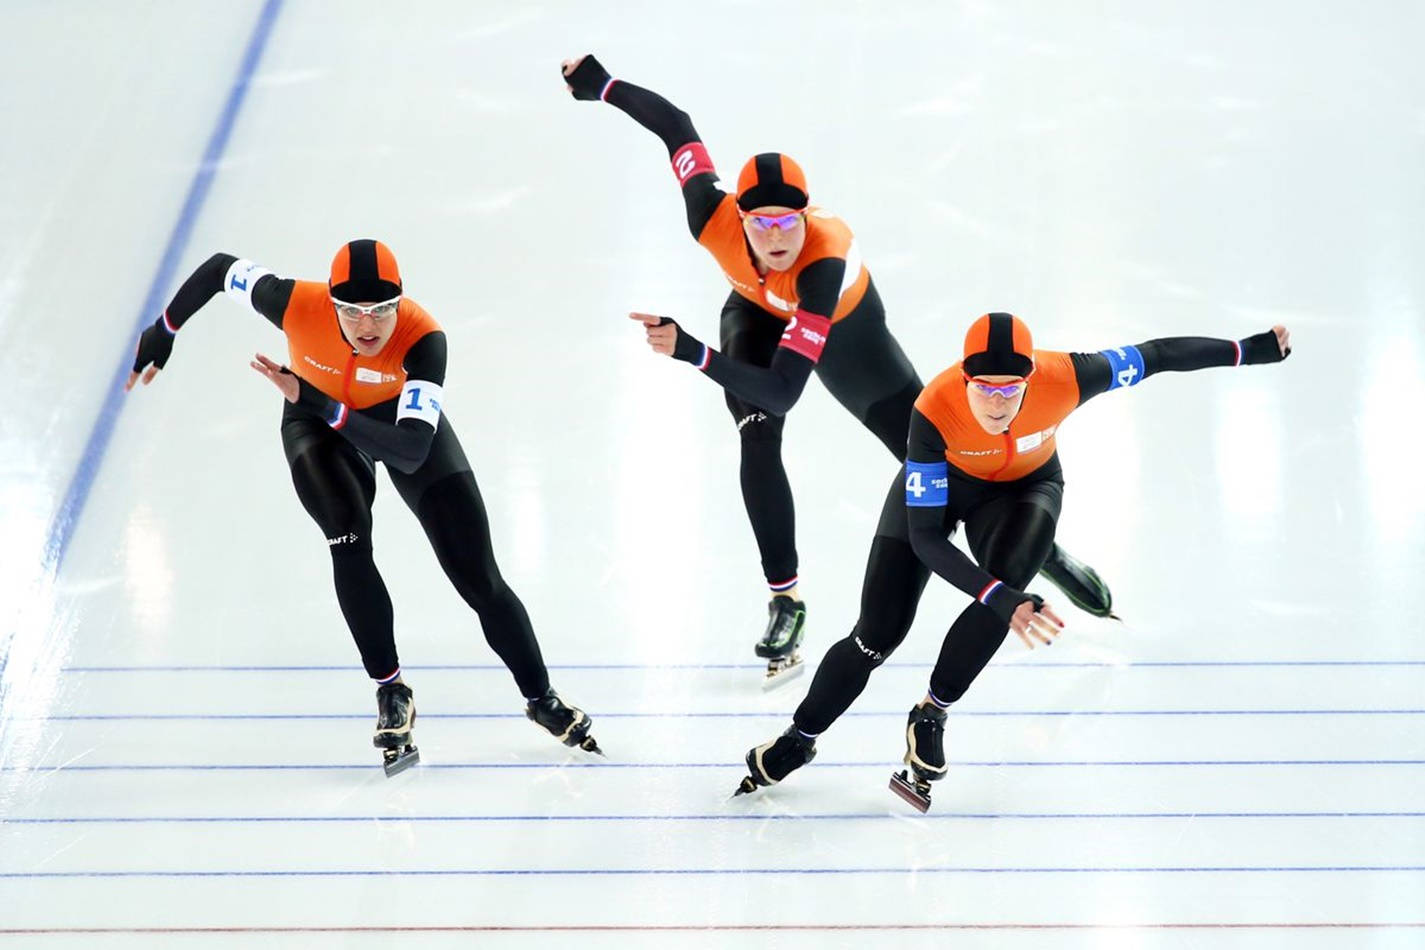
{"left": 906, "top": 470, "right": 927, "bottom": 498}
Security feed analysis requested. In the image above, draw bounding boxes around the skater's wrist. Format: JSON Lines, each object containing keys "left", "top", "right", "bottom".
{"left": 659, "top": 318, "right": 706, "bottom": 365}
{"left": 980, "top": 581, "right": 1042, "bottom": 624}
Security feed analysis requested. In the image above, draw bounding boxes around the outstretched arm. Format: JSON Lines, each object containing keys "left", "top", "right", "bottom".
{"left": 127, "top": 253, "right": 293, "bottom": 390}
{"left": 629, "top": 310, "right": 831, "bottom": 416}
{"left": 904, "top": 410, "right": 1063, "bottom": 646}
{"left": 561, "top": 54, "right": 725, "bottom": 239}
{"left": 626, "top": 253, "right": 849, "bottom": 413}
{"left": 1072, "top": 325, "right": 1292, "bottom": 405}
{"left": 251, "top": 333, "right": 447, "bottom": 475}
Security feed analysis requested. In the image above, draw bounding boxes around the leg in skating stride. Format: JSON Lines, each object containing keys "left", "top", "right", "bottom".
{"left": 756, "top": 595, "right": 807, "bottom": 689}
{"left": 374, "top": 681, "right": 420, "bottom": 777}
{"left": 733, "top": 726, "right": 817, "bottom": 797}
{"left": 526, "top": 688, "right": 602, "bottom": 755}
{"left": 889, "top": 698, "right": 947, "bottom": 812}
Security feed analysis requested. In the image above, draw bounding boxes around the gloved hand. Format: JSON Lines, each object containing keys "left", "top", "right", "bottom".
{"left": 127, "top": 316, "right": 176, "bottom": 390}
{"left": 561, "top": 54, "right": 612, "bottom": 101}
{"left": 1240, "top": 325, "right": 1292, "bottom": 363}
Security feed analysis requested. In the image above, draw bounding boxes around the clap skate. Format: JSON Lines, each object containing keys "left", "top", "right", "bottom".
{"left": 373, "top": 682, "right": 420, "bottom": 777}
{"left": 756, "top": 597, "right": 807, "bottom": 690}
{"left": 733, "top": 726, "right": 817, "bottom": 797}
{"left": 1039, "top": 543, "right": 1118, "bottom": 619}
{"left": 889, "top": 701, "right": 947, "bottom": 812}
{"left": 526, "top": 688, "right": 602, "bottom": 755}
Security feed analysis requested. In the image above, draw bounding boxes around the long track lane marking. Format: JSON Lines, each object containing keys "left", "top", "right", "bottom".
{"left": 6, "top": 758, "right": 1424, "bottom": 773}
{"left": 3, "top": 924, "right": 1425, "bottom": 934}
{"left": 36, "top": 0, "right": 284, "bottom": 577}
{"left": 14, "top": 709, "right": 1425, "bottom": 721}
{"left": 55, "top": 659, "right": 1425, "bottom": 672}
{"left": 6, "top": 810, "right": 1425, "bottom": 824}
{"left": 4, "top": 866, "right": 1425, "bottom": 879}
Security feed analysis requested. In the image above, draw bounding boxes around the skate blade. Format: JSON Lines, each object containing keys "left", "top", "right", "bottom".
{"left": 382, "top": 746, "right": 420, "bottom": 778}
{"left": 730, "top": 775, "right": 760, "bottom": 800}
{"left": 761, "top": 656, "right": 805, "bottom": 692}
{"left": 577, "top": 735, "right": 604, "bottom": 756}
{"left": 889, "top": 770, "right": 931, "bottom": 813}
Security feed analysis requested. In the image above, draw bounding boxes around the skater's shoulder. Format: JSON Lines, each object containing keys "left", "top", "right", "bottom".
{"left": 395, "top": 297, "right": 441, "bottom": 335}
{"left": 1028, "top": 350, "right": 1076, "bottom": 386}
{"left": 918, "top": 362, "right": 969, "bottom": 405}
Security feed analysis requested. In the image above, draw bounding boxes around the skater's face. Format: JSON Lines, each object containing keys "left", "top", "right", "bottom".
{"left": 741, "top": 206, "right": 806, "bottom": 272}
{"left": 333, "top": 297, "right": 400, "bottom": 357}
{"left": 965, "top": 374, "right": 1028, "bottom": 434}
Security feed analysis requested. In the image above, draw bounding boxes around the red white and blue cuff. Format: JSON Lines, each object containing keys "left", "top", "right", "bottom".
{"left": 977, "top": 579, "right": 1003, "bottom": 606}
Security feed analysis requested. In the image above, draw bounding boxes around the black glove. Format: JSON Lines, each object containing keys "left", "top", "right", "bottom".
{"left": 292, "top": 372, "right": 340, "bottom": 419}
{"left": 1239, "top": 329, "right": 1291, "bottom": 364}
{"left": 657, "top": 317, "right": 708, "bottom": 364}
{"left": 132, "top": 317, "right": 176, "bottom": 375}
{"left": 983, "top": 585, "right": 1045, "bottom": 626}
{"left": 562, "top": 54, "right": 612, "bottom": 101}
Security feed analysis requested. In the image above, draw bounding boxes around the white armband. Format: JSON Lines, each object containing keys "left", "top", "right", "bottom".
{"left": 396, "top": 380, "right": 444, "bottom": 428}
{"left": 223, "top": 258, "right": 276, "bottom": 315}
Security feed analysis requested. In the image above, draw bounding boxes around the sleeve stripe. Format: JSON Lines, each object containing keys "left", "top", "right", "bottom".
{"left": 599, "top": 78, "right": 617, "bottom": 101}
{"left": 696, "top": 345, "right": 711, "bottom": 371}
{"left": 161, "top": 310, "right": 178, "bottom": 335}
{"left": 1232, "top": 340, "right": 1243, "bottom": 366}
{"left": 977, "top": 579, "right": 1003, "bottom": 605}
{"left": 329, "top": 403, "right": 349, "bottom": 430}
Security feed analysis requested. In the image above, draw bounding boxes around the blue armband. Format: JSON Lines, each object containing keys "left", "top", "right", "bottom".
{"left": 1100, "top": 345, "right": 1146, "bottom": 390}
{"left": 905, "top": 460, "right": 950, "bottom": 507}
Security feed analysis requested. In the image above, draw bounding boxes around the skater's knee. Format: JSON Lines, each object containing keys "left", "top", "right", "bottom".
{"left": 983, "top": 543, "right": 1052, "bottom": 590}
{"left": 862, "top": 379, "right": 921, "bottom": 461}
{"left": 979, "top": 508, "right": 1056, "bottom": 588}
{"left": 831, "top": 628, "right": 896, "bottom": 671}
{"left": 324, "top": 516, "right": 373, "bottom": 556}
{"left": 983, "top": 551, "right": 1040, "bottom": 590}
{"left": 457, "top": 570, "right": 513, "bottom": 614}
{"left": 733, "top": 408, "right": 784, "bottom": 443}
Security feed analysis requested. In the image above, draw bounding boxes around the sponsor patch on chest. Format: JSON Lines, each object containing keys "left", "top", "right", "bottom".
{"left": 1014, "top": 425, "right": 1057, "bottom": 454}
{"left": 763, "top": 288, "right": 796, "bottom": 312}
{"left": 354, "top": 367, "right": 398, "bottom": 384}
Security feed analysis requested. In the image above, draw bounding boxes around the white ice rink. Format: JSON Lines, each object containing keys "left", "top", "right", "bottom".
{"left": 2, "top": 1, "right": 1423, "bottom": 946}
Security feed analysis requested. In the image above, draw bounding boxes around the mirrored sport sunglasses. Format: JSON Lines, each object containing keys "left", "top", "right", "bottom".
{"left": 963, "top": 374, "right": 1029, "bottom": 398}
{"left": 739, "top": 210, "right": 805, "bottom": 231}
{"left": 332, "top": 296, "right": 400, "bottom": 321}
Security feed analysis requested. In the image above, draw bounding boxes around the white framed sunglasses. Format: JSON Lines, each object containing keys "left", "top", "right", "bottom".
{"left": 331, "top": 296, "right": 400, "bottom": 321}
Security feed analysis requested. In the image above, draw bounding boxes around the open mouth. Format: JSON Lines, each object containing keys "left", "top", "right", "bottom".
{"left": 358, "top": 335, "right": 380, "bottom": 346}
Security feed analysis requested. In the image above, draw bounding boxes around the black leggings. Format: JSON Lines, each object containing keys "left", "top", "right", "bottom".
{"left": 281, "top": 404, "right": 550, "bottom": 697}
{"left": 793, "top": 466, "right": 1062, "bottom": 735}
{"left": 719, "top": 278, "right": 922, "bottom": 587}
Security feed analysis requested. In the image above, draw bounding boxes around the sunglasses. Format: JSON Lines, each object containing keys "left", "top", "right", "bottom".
{"left": 964, "top": 374, "right": 1028, "bottom": 398}
{"left": 740, "top": 210, "right": 804, "bottom": 231}
{"left": 332, "top": 297, "right": 400, "bottom": 321}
